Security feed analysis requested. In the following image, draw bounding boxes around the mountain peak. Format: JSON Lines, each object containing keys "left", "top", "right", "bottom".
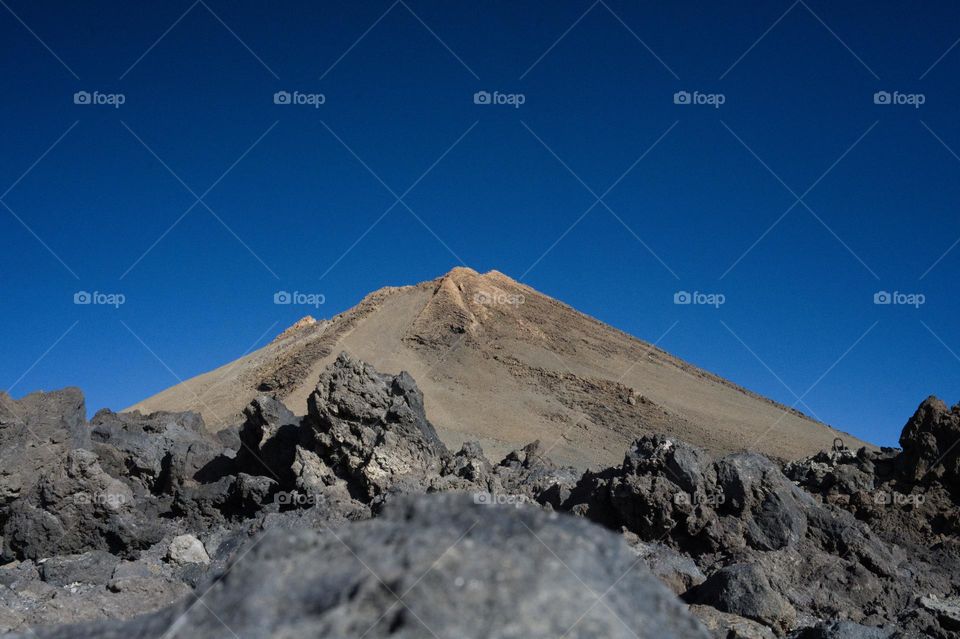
{"left": 273, "top": 316, "right": 319, "bottom": 343}
{"left": 128, "top": 268, "right": 866, "bottom": 469}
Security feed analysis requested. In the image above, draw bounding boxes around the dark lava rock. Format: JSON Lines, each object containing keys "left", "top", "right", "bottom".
{"left": 2, "top": 449, "right": 156, "bottom": 560}
{"left": 305, "top": 353, "right": 451, "bottom": 500}
{"left": 89, "top": 408, "right": 226, "bottom": 494}
{"left": 789, "top": 619, "right": 896, "bottom": 638}
{"left": 39, "top": 551, "right": 119, "bottom": 587}
{"left": 0, "top": 389, "right": 89, "bottom": 509}
{"left": 18, "top": 494, "right": 712, "bottom": 639}
{"left": 235, "top": 396, "right": 301, "bottom": 486}
{"left": 714, "top": 453, "right": 811, "bottom": 552}
{"left": 898, "top": 396, "right": 960, "bottom": 489}
{"left": 689, "top": 563, "right": 796, "bottom": 634}
{"left": 3, "top": 359, "right": 959, "bottom": 639}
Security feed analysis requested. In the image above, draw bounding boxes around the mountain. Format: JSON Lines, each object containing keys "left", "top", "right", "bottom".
{"left": 126, "top": 267, "right": 866, "bottom": 469}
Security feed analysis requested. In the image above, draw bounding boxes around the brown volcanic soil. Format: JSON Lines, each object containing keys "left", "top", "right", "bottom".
{"left": 126, "top": 267, "right": 868, "bottom": 469}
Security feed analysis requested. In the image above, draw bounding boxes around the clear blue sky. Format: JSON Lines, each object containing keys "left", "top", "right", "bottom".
{"left": 2, "top": 1, "right": 958, "bottom": 448}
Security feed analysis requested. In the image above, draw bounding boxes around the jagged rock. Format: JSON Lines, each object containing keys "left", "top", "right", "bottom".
{"left": 235, "top": 396, "right": 301, "bottom": 485}
{"left": 715, "top": 453, "right": 811, "bottom": 552}
{"left": 1, "top": 449, "right": 157, "bottom": 561}
{"left": 495, "top": 440, "right": 580, "bottom": 508}
{"left": 19, "top": 494, "right": 712, "bottom": 639}
{"left": 627, "top": 536, "right": 706, "bottom": 595}
{"left": 609, "top": 436, "right": 719, "bottom": 544}
{"left": 0, "top": 389, "right": 88, "bottom": 508}
{"left": 689, "top": 563, "right": 797, "bottom": 634}
{"left": 2, "top": 362, "right": 959, "bottom": 639}
{"left": 305, "top": 352, "right": 451, "bottom": 500}
{"left": 898, "top": 397, "right": 960, "bottom": 488}
{"left": 0, "top": 388, "right": 88, "bottom": 448}
{"left": 89, "top": 409, "right": 226, "bottom": 494}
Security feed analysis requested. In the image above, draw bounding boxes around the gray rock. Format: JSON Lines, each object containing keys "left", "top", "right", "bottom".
{"left": 2, "top": 449, "right": 158, "bottom": 561}
{"left": 715, "top": 453, "right": 810, "bottom": 551}
{"left": 899, "top": 397, "right": 960, "bottom": 489}
{"left": 166, "top": 535, "right": 209, "bottom": 565}
{"left": 89, "top": 408, "right": 225, "bottom": 493}
{"left": 790, "top": 619, "right": 895, "bottom": 638}
{"left": 40, "top": 551, "right": 119, "bottom": 587}
{"left": 689, "top": 604, "right": 777, "bottom": 638}
{"left": 20, "top": 494, "right": 712, "bottom": 639}
{"left": 235, "top": 396, "right": 301, "bottom": 485}
{"left": 305, "top": 352, "right": 451, "bottom": 500}
{"left": 919, "top": 594, "right": 960, "bottom": 632}
{"left": 0, "top": 389, "right": 88, "bottom": 510}
{"left": 627, "top": 536, "right": 705, "bottom": 595}
{"left": 690, "top": 563, "right": 797, "bottom": 634}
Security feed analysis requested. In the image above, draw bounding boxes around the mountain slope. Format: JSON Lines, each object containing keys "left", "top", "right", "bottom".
{"left": 126, "top": 267, "right": 867, "bottom": 469}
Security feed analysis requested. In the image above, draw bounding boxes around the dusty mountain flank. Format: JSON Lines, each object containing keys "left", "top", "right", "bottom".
{"left": 127, "top": 267, "right": 867, "bottom": 468}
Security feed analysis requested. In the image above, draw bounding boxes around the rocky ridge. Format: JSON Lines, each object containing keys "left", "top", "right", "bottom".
{"left": 0, "top": 356, "right": 958, "bottom": 638}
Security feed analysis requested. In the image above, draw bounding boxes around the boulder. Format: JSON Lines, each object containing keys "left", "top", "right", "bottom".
{"left": 19, "top": 494, "right": 712, "bottom": 639}
{"left": 898, "top": 397, "right": 960, "bottom": 488}
{"left": 88, "top": 409, "right": 225, "bottom": 494}
{"left": 2, "top": 449, "right": 159, "bottom": 560}
{"left": 40, "top": 551, "right": 119, "bottom": 587}
{"left": 305, "top": 352, "right": 451, "bottom": 500}
{"left": 166, "top": 535, "right": 210, "bottom": 566}
{"left": 689, "top": 563, "right": 797, "bottom": 634}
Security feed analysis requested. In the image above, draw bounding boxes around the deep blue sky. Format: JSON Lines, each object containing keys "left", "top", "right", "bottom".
{"left": 2, "top": 1, "right": 958, "bottom": 448}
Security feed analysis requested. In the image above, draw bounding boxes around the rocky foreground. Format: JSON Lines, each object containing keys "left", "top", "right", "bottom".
{"left": 0, "top": 353, "right": 958, "bottom": 638}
